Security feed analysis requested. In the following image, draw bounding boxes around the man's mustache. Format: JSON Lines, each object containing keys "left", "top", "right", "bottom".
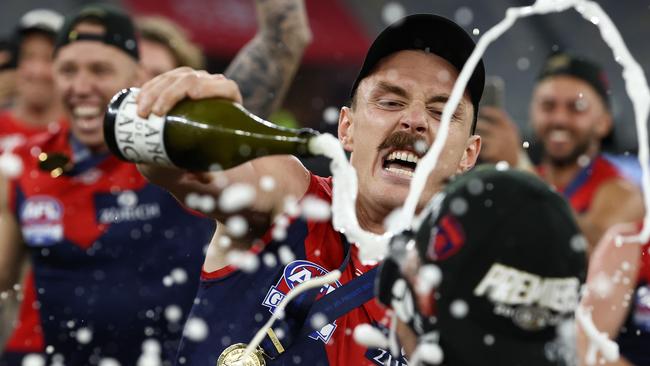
{"left": 378, "top": 131, "right": 428, "bottom": 154}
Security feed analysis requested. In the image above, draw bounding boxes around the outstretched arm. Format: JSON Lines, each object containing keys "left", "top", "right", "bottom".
{"left": 225, "top": 0, "right": 312, "bottom": 118}
{"left": 577, "top": 223, "right": 639, "bottom": 366}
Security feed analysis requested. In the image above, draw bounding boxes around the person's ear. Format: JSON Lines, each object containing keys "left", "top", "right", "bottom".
{"left": 338, "top": 106, "right": 355, "bottom": 152}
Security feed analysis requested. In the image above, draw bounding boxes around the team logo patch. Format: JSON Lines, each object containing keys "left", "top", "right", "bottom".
{"left": 426, "top": 214, "right": 465, "bottom": 261}
{"left": 262, "top": 260, "right": 342, "bottom": 343}
{"left": 19, "top": 195, "right": 64, "bottom": 246}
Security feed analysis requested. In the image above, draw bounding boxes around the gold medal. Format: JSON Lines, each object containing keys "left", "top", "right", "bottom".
{"left": 216, "top": 343, "right": 266, "bottom": 366}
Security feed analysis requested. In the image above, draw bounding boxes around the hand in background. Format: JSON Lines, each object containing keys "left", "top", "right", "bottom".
{"left": 475, "top": 106, "right": 525, "bottom": 168}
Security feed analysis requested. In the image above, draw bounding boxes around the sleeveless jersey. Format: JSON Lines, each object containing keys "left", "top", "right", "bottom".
{"left": 538, "top": 155, "right": 622, "bottom": 214}
{"left": 616, "top": 241, "right": 650, "bottom": 365}
{"left": 175, "top": 174, "right": 407, "bottom": 366}
{"left": 6, "top": 127, "right": 215, "bottom": 365}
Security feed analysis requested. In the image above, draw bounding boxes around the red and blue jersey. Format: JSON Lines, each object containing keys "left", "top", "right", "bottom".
{"left": 616, "top": 240, "right": 650, "bottom": 365}
{"left": 175, "top": 174, "right": 406, "bottom": 366}
{"left": 0, "top": 110, "right": 65, "bottom": 152}
{"left": 6, "top": 126, "right": 215, "bottom": 365}
{"left": 0, "top": 110, "right": 66, "bottom": 365}
{"left": 539, "top": 155, "right": 621, "bottom": 214}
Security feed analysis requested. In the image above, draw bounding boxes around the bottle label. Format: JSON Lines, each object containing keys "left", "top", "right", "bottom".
{"left": 113, "top": 90, "right": 174, "bottom": 167}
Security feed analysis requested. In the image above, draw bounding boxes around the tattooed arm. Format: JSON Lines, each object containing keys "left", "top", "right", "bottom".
{"left": 224, "top": 0, "right": 312, "bottom": 118}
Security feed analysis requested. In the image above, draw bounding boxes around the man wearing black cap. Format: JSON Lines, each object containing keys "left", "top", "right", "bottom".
{"left": 0, "top": 1, "right": 311, "bottom": 365}
{"left": 0, "top": 9, "right": 65, "bottom": 152}
{"left": 477, "top": 53, "right": 643, "bottom": 253}
{"left": 376, "top": 166, "right": 587, "bottom": 366}
{"left": 135, "top": 13, "right": 484, "bottom": 365}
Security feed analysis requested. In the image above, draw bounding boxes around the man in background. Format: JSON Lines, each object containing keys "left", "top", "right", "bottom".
{"left": 477, "top": 53, "right": 643, "bottom": 253}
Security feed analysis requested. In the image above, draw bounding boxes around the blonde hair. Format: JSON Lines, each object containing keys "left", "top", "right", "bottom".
{"left": 136, "top": 16, "right": 204, "bottom": 70}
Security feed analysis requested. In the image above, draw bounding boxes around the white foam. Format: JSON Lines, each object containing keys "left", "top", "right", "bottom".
{"left": 575, "top": 305, "right": 619, "bottom": 364}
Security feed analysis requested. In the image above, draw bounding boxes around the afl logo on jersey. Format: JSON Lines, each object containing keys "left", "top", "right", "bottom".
{"left": 262, "top": 260, "right": 342, "bottom": 344}
{"left": 19, "top": 195, "right": 64, "bottom": 246}
{"left": 426, "top": 214, "right": 465, "bottom": 262}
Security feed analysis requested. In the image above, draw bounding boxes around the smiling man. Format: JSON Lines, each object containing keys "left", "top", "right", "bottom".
{"left": 478, "top": 54, "right": 644, "bottom": 253}
{"left": 135, "top": 14, "right": 484, "bottom": 365}
{"left": 0, "top": 2, "right": 311, "bottom": 365}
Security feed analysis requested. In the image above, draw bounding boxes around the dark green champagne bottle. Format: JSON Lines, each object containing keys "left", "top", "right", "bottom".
{"left": 104, "top": 88, "right": 319, "bottom": 171}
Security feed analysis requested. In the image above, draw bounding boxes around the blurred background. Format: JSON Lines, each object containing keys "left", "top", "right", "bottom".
{"left": 1, "top": 0, "right": 648, "bottom": 169}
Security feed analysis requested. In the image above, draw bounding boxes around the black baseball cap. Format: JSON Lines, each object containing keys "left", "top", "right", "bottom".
{"left": 409, "top": 166, "right": 586, "bottom": 365}
{"left": 537, "top": 53, "right": 610, "bottom": 110}
{"left": 54, "top": 3, "right": 139, "bottom": 61}
{"left": 350, "top": 14, "right": 486, "bottom": 129}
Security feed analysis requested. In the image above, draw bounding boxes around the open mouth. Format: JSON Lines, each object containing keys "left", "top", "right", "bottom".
{"left": 382, "top": 149, "right": 421, "bottom": 178}
{"left": 73, "top": 105, "right": 102, "bottom": 119}
{"left": 547, "top": 129, "right": 572, "bottom": 144}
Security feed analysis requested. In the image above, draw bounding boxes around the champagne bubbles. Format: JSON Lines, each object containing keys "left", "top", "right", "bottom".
{"left": 263, "top": 252, "right": 278, "bottom": 268}
{"left": 226, "top": 216, "right": 248, "bottom": 238}
{"left": 523, "top": 141, "right": 530, "bottom": 149}
{"left": 577, "top": 155, "right": 591, "bottom": 168}
{"left": 162, "top": 268, "right": 187, "bottom": 287}
{"left": 21, "top": 354, "right": 46, "bottom": 366}
{"left": 382, "top": 2, "right": 406, "bottom": 25}
{"left": 436, "top": 69, "right": 451, "bottom": 83}
{"left": 50, "top": 354, "right": 64, "bottom": 366}
{"left": 259, "top": 175, "right": 276, "bottom": 192}
{"left": 570, "top": 234, "right": 588, "bottom": 252}
{"left": 495, "top": 161, "right": 510, "bottom": 171}
{"left": 353, "top": 324, "right": 389, "bottom": 349}
{"left": 165, "top": 305, "right": 183, "bottom": 323}
{"left": 450, "top": 299, "right": 469, "bottom": 318}
{"left": 137, "top": 339, "right": 162, "bottom": 366}
{"left": 467, "top": 178, "right": 484, "bottom": 196}
{"left": 219, "top": 183, "right": 256, "bottom": 213}
{"left": 171, "top": 268, "right": 188, "bottom": 284}
{"left": 272, "top": 215, "right": 290, "bottom": 241}
{"left": 0, "top": 152, "right": 23, "bottom": 178}
{"left": 472, "top": 28, "right": 480, "bottom": 36}
{"left": 226, "top": 250, "right": 260, "bottom": 273}
{"left": 621, "top": 261, "right": 631, "bottom": 271}
{"left": 575, "top": 96, "right": 589, "bottom": 112}
{"left": 218, "top": 235, "right": 232, "bottom": 249}
{"left": 416, "top": 264, "right": 442, "bottom": 296}
{"left": 454, "top": 6, "right": 474, "bottom": 26}
{"left": 310, "top": 312, "right": 328, "bottom": 330}
{"left": 98, "top": 359, "right": 121, "bottom": 366}
{"left": 414, "top": 140, "right": 429, "bottom": 154}
{"left": 75, "top": 327, "right": 93, "bottom": 344}
{"left": 415, "top": 343, "right": 444, "bottom": 365}
{"left": 516, "top": 57, "right": 531, "bottom": 71}
{"left": 183, "top": 317, "right": 209, "bottom": 342}
{"left": 278, "top": 245, "right": 295, "bottom": 264}
{"left": 590, "top": 272, "right": 614, "bottom": 298}
{"left": 322, "top": 107, "right": 339, "bottom": 125}
{"left": 300, "top": 195, "right": 331, "bottom": 221}
{"left": 483, "top": 334, "right": 495, "bottom": 346}
{"left": 449, "top": 197, "right": 468, "bottom": 216}
{"left": 185, "top": 193, "right": 216, "bottom": 213}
